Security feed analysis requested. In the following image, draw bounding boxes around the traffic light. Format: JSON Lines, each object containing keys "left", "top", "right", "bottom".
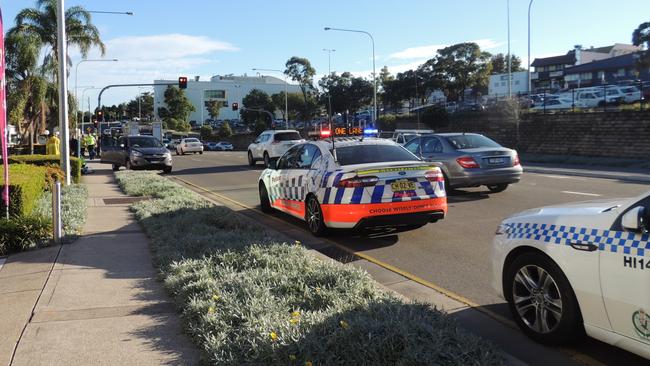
{"left": 232, "top": 102, "right": 239, "bottom": 111}
{"left": 97, "top": 110, "right": 104, "bottom": 122}
{"left": 178, "top": 76, "right": 188, "bottom": 89}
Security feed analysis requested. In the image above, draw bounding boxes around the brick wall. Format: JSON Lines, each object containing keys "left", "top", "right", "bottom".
{"left": 430, "top": 111, "right": 650, "bottom": 159}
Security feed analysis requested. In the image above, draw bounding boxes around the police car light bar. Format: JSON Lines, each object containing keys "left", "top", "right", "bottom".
{"left": 363, "top": 128, "right": 378, "bottom": 135}
{"left": 320, "top": 129, "right": 331, "bottom": 138}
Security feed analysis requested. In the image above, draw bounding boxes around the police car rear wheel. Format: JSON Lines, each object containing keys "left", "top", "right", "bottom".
{"left": 306, "top": 196, "right": 327, "bottom": 236}
{"left": 259, "top": 183, "right": 272, "bottom": 213}
{"left": 505, "top": 252, "right": 583, "bottom": 345}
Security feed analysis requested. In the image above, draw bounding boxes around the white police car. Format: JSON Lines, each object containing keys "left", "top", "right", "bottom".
{"left": 493, "top": 194, "right": 650, "bottom": 359}
{"left": 258, "top": 130, "right": 447, "bottom": 236}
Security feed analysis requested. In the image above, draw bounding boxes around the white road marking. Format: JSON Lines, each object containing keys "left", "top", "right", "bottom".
{"left": 0, "top": 257, "right": 6, "bottom": 273}
{"left": 538, "top": 174, "right": 585, "bottom": 180}
{"left": 190, "top": 158, "right": 202, "bottom": 162}
{"left": 561, "top": 191, "right": 602, "bottom": 197}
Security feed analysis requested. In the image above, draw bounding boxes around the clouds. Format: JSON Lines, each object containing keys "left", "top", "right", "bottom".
{"left": 72, "top": 34, "right": 238, "bottom": 105}
{"left": 388, "top": 39, "right": 503, "bottom": 60}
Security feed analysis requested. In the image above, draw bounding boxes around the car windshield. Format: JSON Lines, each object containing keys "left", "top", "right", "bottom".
{"left": 274, "top": 132, "right": 301, "bottom": 141}
{"left": 185, "top": 138, "right": 199, "bottom": 143}
{"left": 128, "top": 137, "right": 163, "bottom": 148}
{"left": 334, "top": 144, "right": 419, "bottom": 165}
{"left": 444, "top": 135, "right": 501, "bottom": 150}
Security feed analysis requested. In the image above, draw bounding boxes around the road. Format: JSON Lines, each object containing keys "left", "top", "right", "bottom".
{"left": 169, "top": 150, "right": 649, "bottom": 365}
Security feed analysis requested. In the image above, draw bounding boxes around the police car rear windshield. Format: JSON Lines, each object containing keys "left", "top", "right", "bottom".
{"left": 274, "top": 132, "right": 302, "bottom": 141}
{"left": 335, "top": 145, "right": 419, "bottom": 165}
{"left": 444, "top": 135, "right": 500, "bottom": 150}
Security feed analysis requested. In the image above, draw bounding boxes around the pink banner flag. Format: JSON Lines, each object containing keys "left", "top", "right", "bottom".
{"left": 0, "top": 8, "right": 9, "bottom": 215}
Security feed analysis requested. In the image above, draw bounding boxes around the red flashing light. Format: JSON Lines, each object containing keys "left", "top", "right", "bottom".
{"left": 320, "top": 130, "right": 331, "bottom": 138}
{"left": 456, "top": 156, "right": 480, "bottom": 169}
{"left": 337, "top": 176, "right": 379, "bottom": 188}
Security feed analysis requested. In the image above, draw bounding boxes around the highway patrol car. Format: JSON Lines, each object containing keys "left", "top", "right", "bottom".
{"left": 492, "top": 194, "right": 650, "bottom": 359}
{"left": 258, "top": 131, "right": 447, "bottom": 236}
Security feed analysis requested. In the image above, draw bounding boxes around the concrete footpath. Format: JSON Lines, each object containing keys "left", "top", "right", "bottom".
{"left": 0, "top": 163, "right": 199, "bottom": 366}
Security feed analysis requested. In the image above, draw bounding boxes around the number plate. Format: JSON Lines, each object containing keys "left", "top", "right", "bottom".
{"left": 391, "top": 180, "right": 416, "bottom": 192}
{"left": 488, "top": 157, "right": 505, "bottom": 164}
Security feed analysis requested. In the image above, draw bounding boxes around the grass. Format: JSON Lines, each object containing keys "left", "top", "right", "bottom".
{"left": 115, "top": 170, "right": 504, "bottom": 365}
{"left": 34, "top": 184, "right": 89, "bottom": 237}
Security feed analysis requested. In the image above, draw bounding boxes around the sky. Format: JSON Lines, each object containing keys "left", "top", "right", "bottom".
{"left": 1, "top": 0, "right": 648, "bottom": 107}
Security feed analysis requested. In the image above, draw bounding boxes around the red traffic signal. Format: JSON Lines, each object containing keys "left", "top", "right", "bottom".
{"left": 232, "top": 102, "right": 239, "bottom": 111}
{"left": 178, "top": 76, "right": 188, "bottom": 89}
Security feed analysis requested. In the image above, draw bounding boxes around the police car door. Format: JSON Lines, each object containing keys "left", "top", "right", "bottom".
{"left": 281, "top": 144, "right": 321, "bottom": 218}
{"left": 275, "top": 145, "right": 303, "bottom": 216}
{"left": 600, "top": 199, "right": 650, "bottom": 345}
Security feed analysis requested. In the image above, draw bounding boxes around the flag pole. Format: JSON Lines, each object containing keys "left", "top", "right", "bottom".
{"left": 0, "top": 8, "right": 10, "bottom": 220}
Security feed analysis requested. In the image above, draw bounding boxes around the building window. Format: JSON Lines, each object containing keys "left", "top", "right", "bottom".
{"left": 565, "top": 74, "right": 579, "bottom": 82}
{"left": 204, "top": 90, "right": 226, "bottom": 99}
{"left": 501, "top": 82, "right": 506, "bottom": 87}
{"left": 597, "top": 71, "right": 605, "bottom": 81}
{"left": 580, "top": 72, "right": 592, "bottom": 81}
{"left": 514, "top": 80, "right": 520, "bottom": 85}
{"left": 494, "top": 83, "right": 499, "bottom": 87}
{"left": 548, "top": 65, "right": 557, "bottom": 71}
{"left": 617, "top": 68, "right": 626, "bottom": 77}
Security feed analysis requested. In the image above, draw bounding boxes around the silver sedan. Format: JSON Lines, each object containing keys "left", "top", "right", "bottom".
{"left": 403, "top": 133, "right": 523, "bottom": 193}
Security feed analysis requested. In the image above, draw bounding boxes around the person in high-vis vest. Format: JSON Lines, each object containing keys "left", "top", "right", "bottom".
{"left": 46, "top": 132, "right": 61, "bottom": 156}
{"left": 84, "top": 133, "right": 97, "bottom": 160}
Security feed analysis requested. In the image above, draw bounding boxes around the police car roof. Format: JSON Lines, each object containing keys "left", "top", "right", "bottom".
{"left": 313, "top": 137, "right": 398, "bottom": 149}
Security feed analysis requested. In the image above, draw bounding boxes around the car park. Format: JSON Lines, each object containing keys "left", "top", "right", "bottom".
{"left": 176, "top": 137, "right": 204, "bottom": 155}
{"left": 258, "top": 134, "right": 447, "bottom": 236}
{"left": 100, "top": 135, "right": 172, "bottom": 173}
{"left": 619, "top": 86, "right": 644, "bottom": 104}
{"left": 403, "top": 133, "right": 522, "bottom": 193}
{"left": 492, "top": 193, "right": 650, "bottom": 359}
{"left": 247, "top": 129, "right": 304, "bottom": 167}
{"left": 531, "top": 98, "right": 585, "bottom": 111}
{"left": 214, "top": 141, "right": 233, "bottom": 151}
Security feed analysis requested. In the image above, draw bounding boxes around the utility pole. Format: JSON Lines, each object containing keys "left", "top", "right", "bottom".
{"left": 56, "top": 0, "right": 70, "bottom": 185}
{"left": 507, "top": 0, "right": 512, "bottom": 99}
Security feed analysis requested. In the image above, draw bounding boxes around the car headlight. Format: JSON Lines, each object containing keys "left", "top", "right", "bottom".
{"left": 163, "top": 151, "right": 171, "bottom": 158}
{"left": 131, "top": 150, "right": 143, "bottom": 157}
{"left": 495, "top": 223, "right": 509, "bottom": 235}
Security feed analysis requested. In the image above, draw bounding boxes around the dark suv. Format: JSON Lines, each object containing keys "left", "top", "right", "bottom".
{"left": 101, "top": 135, "right": 172, "bottom": 173}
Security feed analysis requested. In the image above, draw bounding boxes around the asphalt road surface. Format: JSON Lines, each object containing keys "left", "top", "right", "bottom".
{"left": 168, "top": 150, "right": 649, "bottom": 365}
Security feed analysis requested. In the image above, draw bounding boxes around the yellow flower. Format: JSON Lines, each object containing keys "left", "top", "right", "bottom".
{"left": 291, "top": 311, "right": 300, "bottom": 318}
{"left": 305, "top": 361, "right": 313, "bottom": 366}
{"left": 294, "top": 240, "right": 301, "bottom": 246}
{"left": 270, "top": 332, "right": 278, "bottom": 341}
{"left": 289, "top": 355, "right": 297, "bottom": 361}
{"left": 207, "top": 307, "right": 215, "bottom": 314}
{"left": 314, "top": 287, "right": 321, "bottom": 293}
{"left": 212, "top": 294, "right": 220, "bottom": 301}
{"left": 339, "top": 320, "right": 349, "bottom": 329}
{"left": 290, "top": 318, "right": 299, "bottom": 325}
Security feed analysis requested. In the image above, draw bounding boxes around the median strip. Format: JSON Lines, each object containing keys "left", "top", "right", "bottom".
{"left": 115, "top": 170, "right": 505, "bottom": 365}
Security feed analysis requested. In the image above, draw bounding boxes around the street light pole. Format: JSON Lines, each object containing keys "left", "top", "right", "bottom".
{"left": 56, "top": 0, "right": 71, "bottom": 185}
{"left": 323, "top": 48, "right": 336, "bottom": 126}
{"left": 507, "top": 0, "right": 512, "bottom": 99}
{"left": 325, "top": 27, "right": 376, "bottom": 127}
{"left": 252, "top": 68, "right": 288, "bottom": 128}
{"left": 528, "top": 0, "right": 534, "bottom": 96}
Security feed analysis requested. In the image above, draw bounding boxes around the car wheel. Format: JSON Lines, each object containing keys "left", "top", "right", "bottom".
{"left": 263, "top": 152, "right": 270, "bottom": 168}
{"left": 176, "top": 149, "right": 180, "bottom": 156}
{"left": 487, "top": 184, "right": 508, "bottom": 193}
{"left": 248, "top": 151, "right": 255, "bottom": 166}
{"left": 199, "top": 151, "right": 203, "bottom": 155}
{"left": 504, "top": 252, "right": 583, "bottom": 345}
{"left": 112, "top": 164, "right": 120, "bottom": 171}
{"left": 305, "top": 195, "right": 327, "bottom": 236}
{"left": 259, "top": 182, "right": 272, "bottom": 213}
{"left": 163, "top": 166, "right": 172, "bottom": 174}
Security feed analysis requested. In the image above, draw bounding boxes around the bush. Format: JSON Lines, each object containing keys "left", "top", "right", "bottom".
{"left": 200, "top": 125, "right": 213, "bottom": 140}
{"left": 33, "top": 184, "right": 88, "bottom": 236}
{"left": 218, "top": 121, "right": 233, "bottom": 138}
{"left": 0, "top": 216, "right": 51, "bottom": 256}
{"left": 114, "top": 171, "right": 504, "bottom": 365}
{"left": 9, "top": 155, "right": 82, "bottom": 184}
{"left": 377, "top": 113, "right": 396, "bottom": 130}
{"left": 0, "top": 164, "right": 48, "bottom": 217}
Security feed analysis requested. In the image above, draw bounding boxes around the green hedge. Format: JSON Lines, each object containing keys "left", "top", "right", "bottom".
{"left": 0, "top": 216, "right": 51, "bottom": 256}
{"left": 0, "top": 164, "right": 48, "bottom": 217}
{"left": 9, "top": 155, "right": 82, "bottom": 184}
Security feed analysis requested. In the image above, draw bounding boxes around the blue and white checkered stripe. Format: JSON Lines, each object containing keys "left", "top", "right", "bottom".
{"left": 319, "top": 175, "right": 445, "bottom": 205}
{"left": 269, "top": 176, "right": 305, "bottom": 202}
{"left": 506, "top": 223, "right": 650, "bottom": 257}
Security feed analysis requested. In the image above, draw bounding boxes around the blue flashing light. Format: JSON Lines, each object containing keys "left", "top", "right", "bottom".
{"left": 363, "top": 128, "right": 378, "bottom": 135}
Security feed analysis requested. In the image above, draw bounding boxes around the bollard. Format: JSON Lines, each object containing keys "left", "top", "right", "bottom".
{"left": 52, "top": 181, "right": 62, "bottom": 242}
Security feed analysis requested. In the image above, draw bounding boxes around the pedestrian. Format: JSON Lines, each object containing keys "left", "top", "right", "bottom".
{"left": 80, "top": 135, "right": 87, "bottom": 157}
{"left": 46, "top": 131, "right": 61, "bottom": 156}
{"left": 70, "top": 134, "right": 79, "bottom": 157}
{"left": 84, "top": 133, "right": 97, "bottom": 160}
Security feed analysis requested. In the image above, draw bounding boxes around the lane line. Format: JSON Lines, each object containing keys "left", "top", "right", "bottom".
{"left": 170, "top": 175, "right": 608, "bottom": 366}
{"left": 536, "top": 174, "right": 585, "bottom": 180}
{"left": 561, "top": 191, "right": 602, "bottom": 197}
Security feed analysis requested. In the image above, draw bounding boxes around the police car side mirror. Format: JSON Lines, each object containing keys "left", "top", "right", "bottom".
{"left": 622, "top": 206, "right": 645, "bottom": 232}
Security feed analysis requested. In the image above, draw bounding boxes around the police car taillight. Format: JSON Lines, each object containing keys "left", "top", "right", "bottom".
{"left": 338, "top": 176, "right": 378, "bottom": 188}
{"left": 513, "top": 154, "right": 520, "bottom": 166}
{"left": 425, "top": 169, "right": 444, "bottom": 182}
{"left": 456, "top": 156, "right": 480, "bottom": 169}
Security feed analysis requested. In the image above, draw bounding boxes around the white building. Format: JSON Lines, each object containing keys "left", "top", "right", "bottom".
{"left": 488, "top": 71, "right": 529, "bottom": 97}
{"left": 153, "top": 74, "right": 301, "bottom": 124}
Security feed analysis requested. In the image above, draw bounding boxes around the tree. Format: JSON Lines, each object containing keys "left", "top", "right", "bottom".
{"left": 318, "top": 72, "right": 373, "bottom": 115}
{"left": 378, "top": 66, "right": 395, "bottom": 111}
{"left": 241, "top": 89, "right": 275, "bottom": 127}
{"left": 124, "top": 92, "right": 154, "bottom": 120}
{"left": 200, "top": 125, "right": 213, "bottom": 140}
{"left": 218, "top": 122, "right": 233, "bottom": 139}
{"left": 632, "top": 22, "right": 650, "bottom": 69}
{"left": 285, "top": 57, "right": 318, "bottom": 123}
{"left": 271, "top": 92, "right": 287, "bottom": 120}
{"left": 489, "top": 53, "right": 524, "bottom": 74}
{"left": 205, "top": 100, "right": 222, "bottom": 120}
{"left": 162, "top": 86, "right": 195, "bottom": 125}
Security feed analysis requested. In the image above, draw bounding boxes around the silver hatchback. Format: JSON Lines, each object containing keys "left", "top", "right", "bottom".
{"left": 403, "top": 133, "right": 522, "bottom": 193}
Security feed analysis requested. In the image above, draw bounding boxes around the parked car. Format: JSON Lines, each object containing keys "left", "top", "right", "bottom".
{"left": 403, "top": 133, "right": 522, "bottom": 193}
{"left": 392, "top": 129, "right": 435, "bottom": 145}
{"left": 214, "top": 141, "right": 234, "bottom": 151}
{"left": 619, "top": 86, "right": 644, "bottom": 104}
{"left": 247, "top": 130, "right": 304, "bottom": 167}
{"left": 176, "top": 137, "right": 204, "bottom": 155}
{"left": 531, "top": 98, "right": 585, "bottom": 111}
{"left": 100, "top": 135, "right": 172, "bottom": 173}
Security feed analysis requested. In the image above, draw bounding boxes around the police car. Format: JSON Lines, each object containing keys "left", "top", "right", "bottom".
{"left": 257, "top": 129, "right": 447, "bottom": 236}
{"left": 492, "top": 194, "right": 650, "bottom": 359}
